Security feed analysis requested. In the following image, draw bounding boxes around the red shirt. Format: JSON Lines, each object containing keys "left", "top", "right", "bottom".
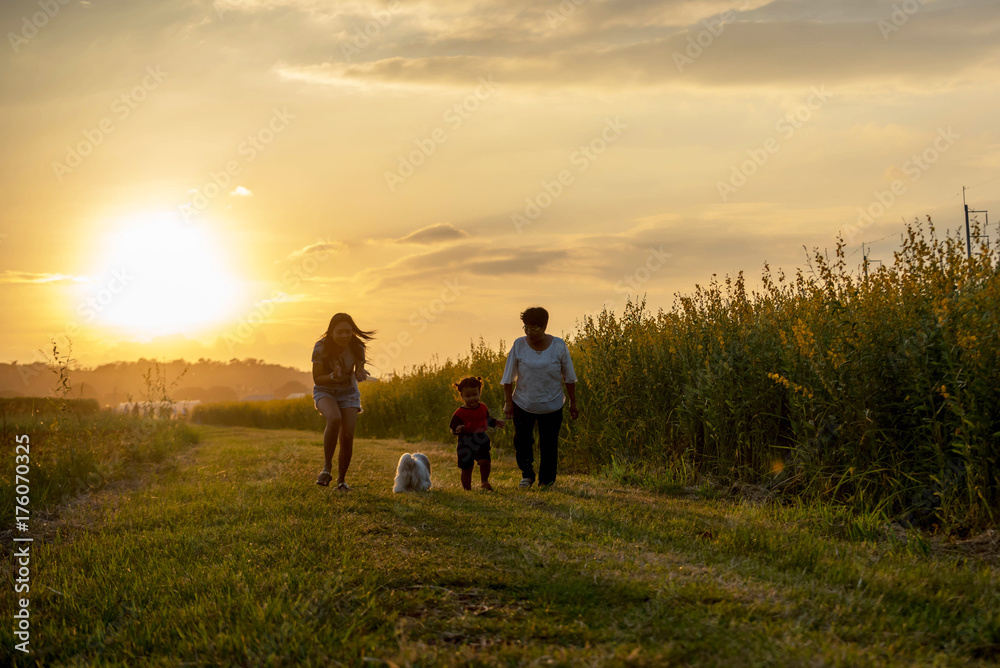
{"left": 449, "top": 403, "right": 497, "bottom": 435}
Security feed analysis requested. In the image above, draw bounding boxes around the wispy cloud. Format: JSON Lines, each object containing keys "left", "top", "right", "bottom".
{"left": 264, "top": 0, "right": 1000, "bottom": 92}
{"left": 285, "top": 241, "right": 343, "bottom": 261}
{"left": 0, "top": 271, "right": 84, "bottom": 285}
{"left": 395, "top": 223, "right": 470, "bottom": 244}
{"left": 350, "top": 223, "right": 687, "bottom": 294}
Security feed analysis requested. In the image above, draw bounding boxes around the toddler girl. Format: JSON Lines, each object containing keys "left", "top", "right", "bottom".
{"left": 449, "top": 376, "right": 505, "bottom": 490}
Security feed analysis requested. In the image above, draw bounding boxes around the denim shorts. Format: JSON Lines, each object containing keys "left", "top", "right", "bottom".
{"left": 313, "top": 385, "right": 362, "bottom": 413}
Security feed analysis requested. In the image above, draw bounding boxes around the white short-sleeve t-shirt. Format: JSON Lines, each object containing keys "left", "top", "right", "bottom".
{"left": 501, "top": 336, "right": 577, "bottom": 414}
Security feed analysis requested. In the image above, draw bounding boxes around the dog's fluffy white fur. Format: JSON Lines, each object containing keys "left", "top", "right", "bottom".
{"left": 393, "top": 452, "right": 432, "bottom": 493}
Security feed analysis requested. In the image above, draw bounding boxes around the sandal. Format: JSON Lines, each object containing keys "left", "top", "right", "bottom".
{"left": 316, "top": 471, "right": 333, "bottom": 486}
{"left": 336, "top": 482, "right": 351, "bottom": 492}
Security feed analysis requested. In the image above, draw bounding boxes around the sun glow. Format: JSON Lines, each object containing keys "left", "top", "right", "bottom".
{"left": 84, "top": 213, "right": 242, "bottom": 337}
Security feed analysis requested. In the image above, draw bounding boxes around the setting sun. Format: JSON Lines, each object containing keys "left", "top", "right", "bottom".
{"left": 81, "top": 213, "right": 241, "bottom": 337}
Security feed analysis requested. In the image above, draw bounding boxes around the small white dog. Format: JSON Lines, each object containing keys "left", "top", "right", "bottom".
{"left": 393, "top": 452, "right": 432, "bottom": 493}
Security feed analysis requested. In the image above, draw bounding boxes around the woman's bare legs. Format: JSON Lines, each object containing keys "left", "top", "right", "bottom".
{"left": 316, "top": 396, "right": 343, "bottom": 477}
{"left": 337, "top": 407, "right": 360, "bottom": 485}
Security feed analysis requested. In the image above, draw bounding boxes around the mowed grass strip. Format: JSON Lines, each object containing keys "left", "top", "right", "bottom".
{"left": 14, "top": 425, "right": 1000, "bottom": 667}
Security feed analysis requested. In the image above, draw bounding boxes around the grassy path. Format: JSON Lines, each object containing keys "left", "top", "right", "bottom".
{"left": 8, "top": 426, "right": 999, "bottom": 666}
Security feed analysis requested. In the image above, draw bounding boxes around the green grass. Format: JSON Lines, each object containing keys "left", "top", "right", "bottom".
{"left": 3, "top": 425, "right": 998, "bottom": 666}
{"left": 0, "top": 410, "right": 198, "bottom": 519}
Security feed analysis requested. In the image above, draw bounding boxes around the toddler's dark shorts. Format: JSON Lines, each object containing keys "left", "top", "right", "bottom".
{"left": 457, "top": 433, "right": 491, "bottom": 470}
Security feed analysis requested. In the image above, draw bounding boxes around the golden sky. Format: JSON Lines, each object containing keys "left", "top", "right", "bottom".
{"left": 1, "top": 0, "right": 998, "bottom": 375}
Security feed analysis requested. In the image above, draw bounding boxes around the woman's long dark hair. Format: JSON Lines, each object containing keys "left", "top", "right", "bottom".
{"left": 320, "top": 313, "right": 376, "bottom": 367}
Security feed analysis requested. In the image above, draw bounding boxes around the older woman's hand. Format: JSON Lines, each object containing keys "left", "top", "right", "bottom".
{"left": 503, "top": 401, "right": 513, "bottom": 420}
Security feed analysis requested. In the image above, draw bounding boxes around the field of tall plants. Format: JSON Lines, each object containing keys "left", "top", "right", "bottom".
{"left": 570, "top": 218, "right": 999, "bottom": 531}
{"left": 194, "top": 219, "right": 998, "bottom": 532}
{"left": 191, "top": 396, "right": 324, "bottom": 430}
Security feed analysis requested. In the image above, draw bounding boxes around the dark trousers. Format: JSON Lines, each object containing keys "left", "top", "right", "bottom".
{"left": 512, "top": 403, "right": 563, "bottom": 485}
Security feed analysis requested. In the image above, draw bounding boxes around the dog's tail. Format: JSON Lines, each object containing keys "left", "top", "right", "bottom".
{"left": 393, "top": 453, "right": 415, "bottom": 493}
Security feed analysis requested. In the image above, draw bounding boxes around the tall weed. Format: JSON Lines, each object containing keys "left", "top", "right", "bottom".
{"left": 570, "top": 218, "right": 999, "bottom": 530}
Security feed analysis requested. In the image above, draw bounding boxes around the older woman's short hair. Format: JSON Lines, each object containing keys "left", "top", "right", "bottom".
{"left": 520, "top": 307, "right": 549, "bottom": 328}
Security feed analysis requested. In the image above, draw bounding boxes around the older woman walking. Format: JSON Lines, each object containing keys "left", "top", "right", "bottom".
{"left": 501, "top": 306, "right": 578, "bottom": 488}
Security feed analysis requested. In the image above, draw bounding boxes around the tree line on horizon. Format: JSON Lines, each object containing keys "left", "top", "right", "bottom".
{"left": 0, "top": 357, "right": 312, "bottom": 406}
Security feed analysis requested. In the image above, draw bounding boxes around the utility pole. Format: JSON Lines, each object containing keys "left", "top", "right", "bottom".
{"left": 964, "top": 186, "right": 972, "bottom": 258}
{"left": 861, "top": 243, "right": 881, "bottom": 279}
{"left": 964, "top": 186, "right": 991, "bottom": 257}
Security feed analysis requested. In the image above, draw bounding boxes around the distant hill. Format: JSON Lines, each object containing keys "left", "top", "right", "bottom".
{"left": 0, "top": 358, "right": 312, "bottom": 406}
